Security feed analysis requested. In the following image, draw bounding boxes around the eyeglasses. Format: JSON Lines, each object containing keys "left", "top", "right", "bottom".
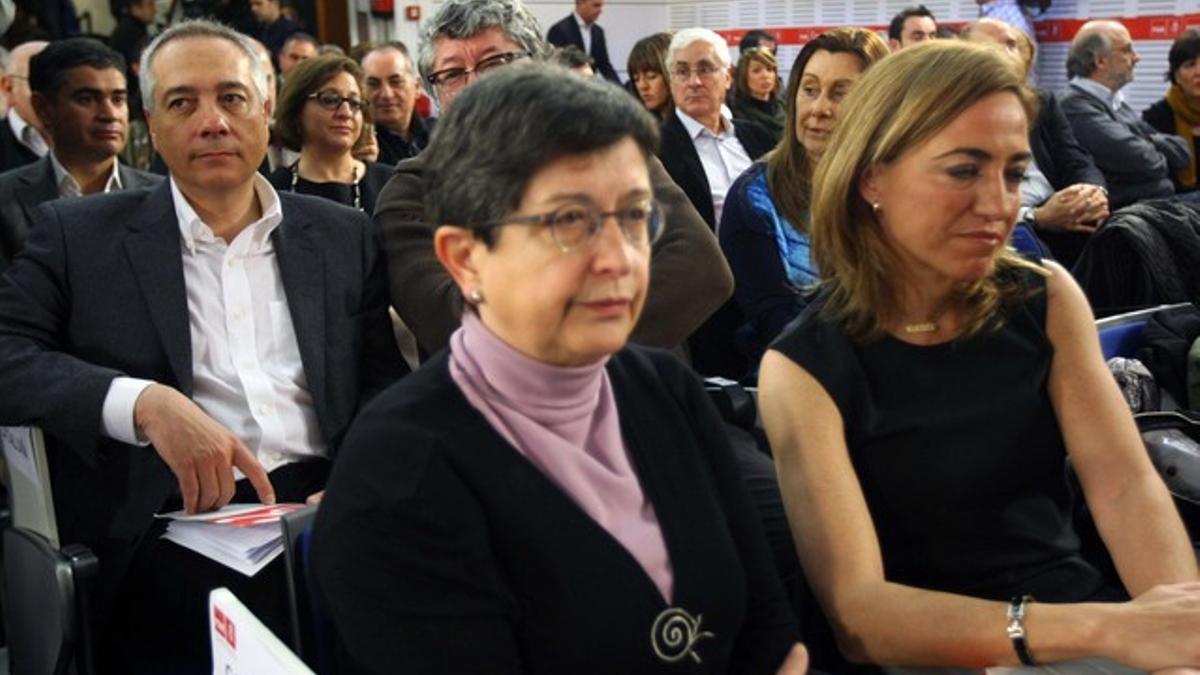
{"left": 670, "top": 61, "right": 723, "bottom": 81}
{"left": 479, "top": 201, "right": 663, "bottom": 253}
{"left": 307, "top": 91, "right": 366, "bottom": 113}
{"left": 426, "top": 51, "right": 530, "bottom": 93}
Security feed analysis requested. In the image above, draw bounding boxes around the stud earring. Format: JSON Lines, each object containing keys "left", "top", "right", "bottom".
{"left": 468, "top": 288, "right": 484, "bottom": 304}
{"left": 871, "top": 202, "right": 883, "bottom": 215}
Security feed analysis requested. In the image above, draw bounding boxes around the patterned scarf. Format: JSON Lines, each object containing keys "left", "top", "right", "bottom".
{"left": 1166, "top": 85, "right": 1200, "bottom": 189}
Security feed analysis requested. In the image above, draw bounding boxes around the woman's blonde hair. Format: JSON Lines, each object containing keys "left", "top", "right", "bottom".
{"left": 766, "top": 28, "right": 889, "bottom": 235}
{"left": 809, "top": 40, "right": 1042, "bottom": 341}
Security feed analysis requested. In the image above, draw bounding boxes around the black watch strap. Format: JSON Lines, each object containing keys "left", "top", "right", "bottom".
{"left": 1006, "top": 595, "right": 1037, "bottom": 666}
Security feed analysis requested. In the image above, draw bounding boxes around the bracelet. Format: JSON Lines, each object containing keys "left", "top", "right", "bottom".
{"left": 1006, "top": 595, "right": 1037, "bottom": 666}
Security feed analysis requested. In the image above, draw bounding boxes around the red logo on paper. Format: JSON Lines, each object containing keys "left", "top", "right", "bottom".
{"left": 214, "top": 606, "right": 237, "bottom": 649}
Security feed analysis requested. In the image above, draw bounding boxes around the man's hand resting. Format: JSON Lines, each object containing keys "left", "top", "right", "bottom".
{"left": 133, "top": 384, "right": 276, "bottom": 514}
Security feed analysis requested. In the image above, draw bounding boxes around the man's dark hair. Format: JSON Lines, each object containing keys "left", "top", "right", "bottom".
{"left": 739, "top": 29, "right": 777, "bottom": 54}
{"left": 29, "top": 37, "right": 126, "bottom": 98}
{"left": 889, "top": 5, "right": 936, "bottom": 41}
{"left": 422, "top": 64, "right": 659, "bottom": 247}
{"left": 1167, "top": 28, "right": 1200, "bottom": 84}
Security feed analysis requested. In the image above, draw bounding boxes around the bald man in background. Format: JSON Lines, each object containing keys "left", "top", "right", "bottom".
{"left": 0, "top": 41, "right": 48, "bottom": 171}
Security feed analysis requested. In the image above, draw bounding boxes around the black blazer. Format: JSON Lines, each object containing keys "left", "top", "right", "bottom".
{"left": 312, "top": 347, "right": 799, "bottom": 674}
{"left": 0, "top": 156, "right": 162, "bottom": 272}
{"left": 0, "top": 117, "right": 39, "bottom": 174}
{"left": 546, "top": 14, "right": 620, "bottom": 83}
{"left": 657, "top": 113, "right": 775, "bottom": 229}
{"left": 1030, "top": 88, "right": 1105, "bottom": 193}
{"left": 0, "top": 182, "right": 407, "bottom": 606}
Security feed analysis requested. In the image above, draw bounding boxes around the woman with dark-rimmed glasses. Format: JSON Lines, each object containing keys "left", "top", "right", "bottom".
{"left": 312, "top": 64, "right": 808, "bottom": 675}
{"left": 267, "top": 55, "right": 394, "bottom": 213}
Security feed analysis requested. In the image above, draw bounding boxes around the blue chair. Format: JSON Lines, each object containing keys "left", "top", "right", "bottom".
{"left": 280, "top": 506, "right": 335, "bottom": 674}
{"left": 1096, "top": 303, "right": 1191, "bottom": 360}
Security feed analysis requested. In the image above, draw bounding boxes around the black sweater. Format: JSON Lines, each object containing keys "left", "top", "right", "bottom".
{"left": 312, "top": 346, "right": 799, "bottom": 674}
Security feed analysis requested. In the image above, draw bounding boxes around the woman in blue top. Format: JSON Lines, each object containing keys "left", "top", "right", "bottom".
{"left": 718, "top": 28, "right": 887, "bottom": 365}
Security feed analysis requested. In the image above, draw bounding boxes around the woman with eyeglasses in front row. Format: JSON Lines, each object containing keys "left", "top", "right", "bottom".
{"left": 311, "top": 65, "right": 808, "bottom": 675}
{"left": 267, "top": 55, "right": 394, "bottom": 213}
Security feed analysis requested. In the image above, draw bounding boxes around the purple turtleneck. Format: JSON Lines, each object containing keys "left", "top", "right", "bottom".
{"left": 449, "top": 311, "right": 674, "bottom": 602}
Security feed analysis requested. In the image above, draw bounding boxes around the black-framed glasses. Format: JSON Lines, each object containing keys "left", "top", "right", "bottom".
{"left": 307, "top": 91, "right": 366, "bottom": 113}
{"left": 479, "top": 201, "right": 663, "bottom": 253}
{"left": 426, "top": 51, "right": 530, "bottom": 93}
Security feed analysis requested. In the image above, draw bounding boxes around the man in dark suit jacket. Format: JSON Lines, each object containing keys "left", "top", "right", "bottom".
{"left": 0, "top": 38, "right": 160, "bottom": 271}
{"left": 1060, "top": 20, "right": 1190, "bottom": 209}
{"left": 0, "top": 21, "right": 405, "bottom": 674}
{"left": 655, "top": 28, "right": 772, "bottom": 379}
{"left": 546, "top": 0, "right": 620, "bottom": 83}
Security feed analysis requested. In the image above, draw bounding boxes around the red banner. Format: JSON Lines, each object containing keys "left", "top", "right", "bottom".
{"left": 715, "top": 13, "right": 1200, "bottom": 46}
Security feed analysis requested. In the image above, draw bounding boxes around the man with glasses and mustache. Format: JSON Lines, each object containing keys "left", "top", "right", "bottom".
{"left": 657, "top": 27, "right": 773, "bottom": 380}
{"left": 374, "top": 0, "right": 734, "bottom": 363}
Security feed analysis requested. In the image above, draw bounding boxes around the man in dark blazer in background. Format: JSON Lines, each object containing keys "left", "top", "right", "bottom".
{"left": 546, "top": 0, "right": 620, "bottom": 83}
{"left": 656, "top": 28, "right": 772, "bottom": 379}
{"left": 0, "top": 38, "right": 160, "bottom": 271}
{"left": 0, "top": 20, "right": 405, "bottom": 674}
{"left": 0, "top": 40, "right": 48, "bottom": 172}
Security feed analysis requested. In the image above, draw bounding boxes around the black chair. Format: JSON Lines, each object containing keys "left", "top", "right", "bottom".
{"left": 280, "top": 505, "right": 335, "bottom": 674}
{"left": 1, "top": 426, "right": 97, "bottom": 675}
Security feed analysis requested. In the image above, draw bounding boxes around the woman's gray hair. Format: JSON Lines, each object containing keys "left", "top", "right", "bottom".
{"left": 139, "top": 19, "right": 270, "bottom": 114}
{"left": 421, "top": 63, "right": 659, "bottom": 244}
{"left": 666, "top": 28, "right": 732, "bottom": 71}
{"left": 416, "top": 0, "right": 549, "bottom": 86}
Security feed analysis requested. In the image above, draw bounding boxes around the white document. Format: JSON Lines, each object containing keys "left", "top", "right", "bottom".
{"left": 159, "top": 503, "right": 305, "bottom": 577}
{"left": 210, "top": 587, "right": 314, "bottom": 675}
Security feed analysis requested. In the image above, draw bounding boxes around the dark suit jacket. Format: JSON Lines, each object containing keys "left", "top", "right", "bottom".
{"left": 1059, "top": 81, "right": 1190, "bottom": 207}
{"left": 657, "top": 113, "right": 774, "bottom": 378}
{"left": 0, "top": 156, "right": 162, "bottom": 272}
{"left": 1030, "top": 88, "right": 1105, "bottom": 193}
{"left": 312, "top": 347, "right": 799, "bottom": 674}
{"left": 0, "top": 182, "right": 407, "bottom": 605}
{"left": 657, "top": 112, "right": 775, "bottom": 229}
{"left": 0, "top": 116, "right": 39, "bottom": 174}
{"left": 546, "top": 14, "right": 620, "bottom": 83}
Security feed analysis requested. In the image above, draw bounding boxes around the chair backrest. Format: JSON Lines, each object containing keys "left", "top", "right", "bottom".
{"left": 1096, "top": 303, "right": 1192, "bottom": 360}
{"left": 2, "top": 426, "right": 59, "bottom": 547}
{"left": 1, "top": 426, "right": 97, "bottom": 675}
{"left": 281, "top": 505, "right": 336, "bottom": 673}
{"left": 210, "top": 587, "right": 315, "bottom": 675}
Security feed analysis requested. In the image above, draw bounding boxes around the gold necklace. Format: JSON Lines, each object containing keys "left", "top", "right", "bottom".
{"left": 903, "top": 322, "right": 938, "bottom": 334}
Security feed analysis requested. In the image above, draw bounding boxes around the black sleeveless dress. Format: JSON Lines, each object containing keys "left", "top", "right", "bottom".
{"left": 771, "top": 269, "right": 1120, "bottom": 602}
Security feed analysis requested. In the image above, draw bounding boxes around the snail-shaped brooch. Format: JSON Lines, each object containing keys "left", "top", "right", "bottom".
{"left": 650, "top": 607, "right": 715, "bottom": 664}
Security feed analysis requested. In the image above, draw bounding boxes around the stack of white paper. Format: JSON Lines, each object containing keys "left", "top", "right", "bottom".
{"left": 158, "top": 503, "right": 306, "bottom": 577}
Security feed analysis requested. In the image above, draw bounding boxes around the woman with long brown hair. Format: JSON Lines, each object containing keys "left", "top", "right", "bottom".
{"left": 718, "top": 28, "right": 888, "bottom": 364}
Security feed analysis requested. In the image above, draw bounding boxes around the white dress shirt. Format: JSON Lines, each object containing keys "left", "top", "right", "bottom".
{"left": 8, "top": 109, "right": 47, "bottom": 158}
{"left": 100, "top": 174, "right": 327, "bottom": 474}
{"left": 49, "top": 151, "right": 123, "bottom": 198}
{"left": 573, "top": 12, "right": 592, "bottom": 54}
{"left": 1019, "top": 157, "right": 1055, "bottom": 208}
{"left": 675, "top": 107, "right": 753, "bottom": 228}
